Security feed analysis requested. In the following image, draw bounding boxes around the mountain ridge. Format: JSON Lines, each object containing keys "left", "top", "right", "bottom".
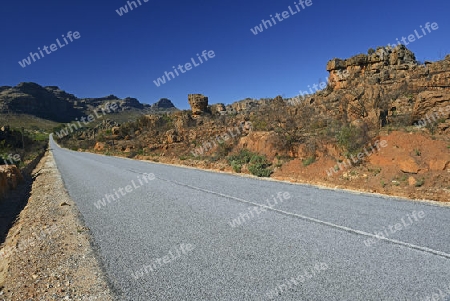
{"left": 0, "top": 82, "right": 178, "bottom": 123}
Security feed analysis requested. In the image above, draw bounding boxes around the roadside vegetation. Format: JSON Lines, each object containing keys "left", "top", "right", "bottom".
{"left": 0, "top": 125, "right": 48, "bottom": 168}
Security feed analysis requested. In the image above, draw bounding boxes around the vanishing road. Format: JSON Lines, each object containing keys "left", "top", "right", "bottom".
{"left": 50, "top": 137, "right": 450, "bottom": 301}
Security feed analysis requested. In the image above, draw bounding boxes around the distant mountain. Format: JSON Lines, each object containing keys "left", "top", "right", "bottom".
{"left": 0, "top": 82, "right": 178, "bottom": 123}
{"left": 151, "top": 98, "right": 177, "bottom": 111}
{"left": 0, "top": 83, "right": 81, "bottom": 123}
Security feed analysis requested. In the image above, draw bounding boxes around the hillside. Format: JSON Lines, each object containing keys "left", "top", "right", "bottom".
{"left": 0, "top": 82, "right": 178, "bottom": 126}
{"left": 53, "top": 45, "right": 450, "bottom": 202}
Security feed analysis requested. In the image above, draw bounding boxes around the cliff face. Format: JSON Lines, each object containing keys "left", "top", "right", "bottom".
{"left": 326, "top": 45, "right": 417, "bottom": 90}
{"left": 319, "top": 45, "right": 450, "bottom": 130}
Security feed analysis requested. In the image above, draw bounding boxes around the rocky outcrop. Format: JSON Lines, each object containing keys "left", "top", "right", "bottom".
{"left": 326, "top": 45, "right": 417, "bottom": 91}
{"left": 301, "top": 45, "right": 450, "bottom": 132}
{"left": 237, "top": 131, "right": 286, "bottom": 160}
{"left": 188, "top": 94, "right": 208, "bottom": 115}
{"left": 411, "top": 91, "right": 450, "bottom": 123}
{"left": 225, "top": 98, "right": 271, "bottom": 113}
{"left": 210, "top": 103, "right": 226, "bottom": 115}
{"left": 0, "top": 165, "right": 24, "bottom": 197}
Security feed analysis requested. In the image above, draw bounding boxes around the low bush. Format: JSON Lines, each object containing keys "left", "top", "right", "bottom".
{"left": 227, "top": 149, "right": 272, "bottom": 177}
{"left": 227, "top": 149, "right": 253, "bottom": 166}
{"left": 302, "top": 156, "right": 316, "bottom": 166}
{"left": 248, "top": 154, "right": 272, "bottom": 177}
{"left": 336, "top": 124, "right": 370, "bottom": 155}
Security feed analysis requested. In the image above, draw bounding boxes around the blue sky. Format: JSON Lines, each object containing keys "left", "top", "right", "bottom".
{"left": 1, "top": 0, "right": 449, "bottom": 109}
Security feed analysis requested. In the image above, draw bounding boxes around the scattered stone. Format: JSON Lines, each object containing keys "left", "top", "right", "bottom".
{"left": 399, "top": 157, "right": 420, "bottom": 174}
{"left": 408, "top": 176, "right": 417, "bottom": 186}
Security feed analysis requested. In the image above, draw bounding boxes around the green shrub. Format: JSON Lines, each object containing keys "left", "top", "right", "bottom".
{"left": 248, "top": 154, "right": 272, "bottom": 177}
{"left": 302, "top": 156, "right": 316, "bottom": 166}
{"left": 216, "top": 142, "right": 233, "bottom": 158}
{"left": 227, "top": 149, "right": 272, "bottom": 177}
{"left": 336, "top": 125, "right": 369, "bottom": 155}
{"left": 227, "top": 149, "right": 253, "bottom": 166}
{"left": 231, "top": 161, "right": 242, "bottom": 173}
{"left": 251, "top": 119, "right": 268, "bottom": 131}
{"left": 415, "top": 178, "right": 425, "bottom": 187}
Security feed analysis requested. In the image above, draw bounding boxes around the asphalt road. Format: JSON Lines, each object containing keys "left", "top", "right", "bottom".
{"left": 49, "top": 137, "right": 450, "bottom": 301}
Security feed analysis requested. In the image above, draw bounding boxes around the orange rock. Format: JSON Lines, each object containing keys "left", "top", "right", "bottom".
{"left": 429, "top": 159, "right": 449, "bottom": 171}
{"left": 237, "top": 131, "right": 285, "bottom": 160}
{"left": 0, "top": 165, "right": 24, "bottom": 197}
{"left": 94, "top": 142, "right": 105, "bottom": 151}
{"left": 408, "top": 176, "right": 417, "bottom": 186}
{"left": 399, "top": 157, "right": 420, "bottom": 174}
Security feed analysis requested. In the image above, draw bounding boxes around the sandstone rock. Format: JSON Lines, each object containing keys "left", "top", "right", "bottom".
{"left": 94, "top": 142, "right": 105, "bottom": 151}
{"left": 237, "top": 131, "right": 286, "bottom": 160}
{"left": 188, "top": 130, "right": 197, "bottom": 141}
{"left": 188, "top": 94, "right": 208, "bottom": 115}
{"left": 124, "top": 146, "right": 134, "bottom": 153}
{"left": 210, "top": 103, "right": 226, "bottom": 115}
{"left": 0, "top": 165, "right": 23, "bottom": 197}
{"left": 408, "top": 176, "right": 417, "bottom": 186}
{"left": 326, "top": 45, "right": 417, "bottom": 93}
{"left": 326, "top": 59, "right": 346, "bottom": 71}
{"left": 429, "top": 159, "right": 449, "bottom": 171}
{"left": 399, "top": 157, "right": 420, "bottom": 174}
{"left": 346, "top": 54, "right": 368, "bottom": 67}
{"left": 411, "top": 91, "right": 450, "bottom": 123}
{"left": 111, "top": 127, "right": 120, "bottom": 135}
{"left": 289, "top": 144, "right": 306, "bottom": 158}
{"left": 166, "top": 129, "right": 180, "bottom": 144}
{"left": 226, "top": 98, "right": 270, "bottom": 113}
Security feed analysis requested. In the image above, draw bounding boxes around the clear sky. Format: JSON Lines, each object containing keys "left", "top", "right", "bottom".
{"left": 1, "top": 0, "right": 449, "bottom": 109}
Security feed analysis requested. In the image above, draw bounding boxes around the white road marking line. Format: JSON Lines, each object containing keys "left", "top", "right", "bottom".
{"left": 158, "top": 176, "right": 450, "bottom": 260}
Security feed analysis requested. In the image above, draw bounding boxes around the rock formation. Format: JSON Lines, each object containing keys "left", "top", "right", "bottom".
{"left": 0, "top": 165, "right": 23, "bottom": 198}
{"left": 305, "top": 45, "right": 450, "bottom": 132}
{"left": 326, "top": 45, "right": 417, "bottom": 91}
{"left": 188, "top": 94, "right": 208, "bottom": 115}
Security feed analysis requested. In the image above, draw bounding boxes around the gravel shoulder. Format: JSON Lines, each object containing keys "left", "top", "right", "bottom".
{"left": 0, "top": 150, "right": 116, "bottom": 301}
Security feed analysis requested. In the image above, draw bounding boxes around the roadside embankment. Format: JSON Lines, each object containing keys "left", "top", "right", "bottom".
{"left": 0, "top": 150, "right": 115, "bottom": 300}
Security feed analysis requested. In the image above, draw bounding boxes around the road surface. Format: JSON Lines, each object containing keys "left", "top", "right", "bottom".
{"left": 50, "top": 137, "right": 450, "bottom": 301}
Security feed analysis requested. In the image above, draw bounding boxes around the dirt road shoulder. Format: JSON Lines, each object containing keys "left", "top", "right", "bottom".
{"left": 0, "top": 150, "right": 116, "bottom": 300}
